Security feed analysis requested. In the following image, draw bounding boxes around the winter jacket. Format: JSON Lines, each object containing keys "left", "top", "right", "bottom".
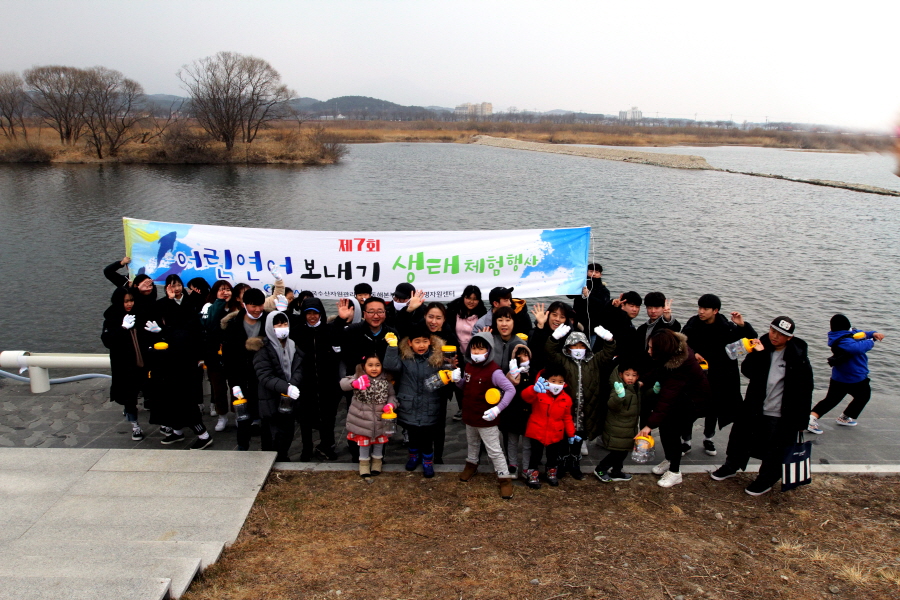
{"left": 340, "top": 371, "right": 397, "bottom": 439}
{"left": 389, "top": 303, "right": 427, "bottom": 341}
{"left": 100, "top": 288, "right": 159, "bottom": 405}
{"left": 491, "top": 333, "right": 528, "bottom": 375}
{"left": 500, "top": 346, "right": 534, "bottom": 435}
{"left": 471, "top": 299, "right": 533, "bottom": 338}
{"left": 220, "top": 308, "right": 268, "bottom": 402}
{"left": 567, "top": 277, "right": 610, "bottom": 333}
{"left": 522, "top": 383, "right": 575, "bottom": 446}
{"left": 828, "top": 329, "right": 877, "bottom": 384}
{"left": 334, "top": 318, "right": 399, "bottom": 375}
{"left": 458, "top": 332, "right": 516, "bottom": 428}
{"left": 636, "top": 317, "right": 682, "bottom": 352}
{"left": 602, "top": 367, "right": 641, "bottom": 452}
{"left": 642, "top": 332, "right": 711, "bottom": 430}
{"left": 253, "top": 335, "right": 304, "bottom": 420}
{"left": 383, "top": 334, "right": 446, "bottom": 427}
{"left": 545, "top": 330, "right": 616, "bottom": 438}
{"left": 681, "top": 313, "right": 757, "bottom": 428}
{"left": 597, "top": 301, "right": 640, "bottom": 361}
{"left": 290, "top": 298, "right": 341, "bottom": 403}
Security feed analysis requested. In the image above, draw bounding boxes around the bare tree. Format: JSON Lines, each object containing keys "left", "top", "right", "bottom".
{"left": 178, "top": 51, "right": 294, "bottom": 151}
{"left": 82, "top": 67, "right": 146, "bottom": 158}
{"left": 0, "top": 72, "right": 29, "bottom": 141}
{"left": 23, "top": 65, "right": 90, "bottom": 144}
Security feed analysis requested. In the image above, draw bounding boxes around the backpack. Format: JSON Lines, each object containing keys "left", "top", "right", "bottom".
{"left": 826, "top": 333, "right": 856, "bottom": 368}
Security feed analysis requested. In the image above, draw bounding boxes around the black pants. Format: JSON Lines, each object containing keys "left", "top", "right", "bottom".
{"left": 433, "top": 389, "right": 452, "bottom": 462}
{"left": 726, "top": 415, "right": 788, "bottom": 487}
{"left": 659, "top": 421, "right": 684, "bottom": 473}
{"left": 262, "top": 412, "right": 296, "bottom": 461}
{"left": 597, "top": 450, "right": 628, "bottom": 473}
{"left": 529, "top": 438, "right": 566, "bottom": 470}
{"left": 405, "top": 423, "right": 439, "bottom": 455}
{"left": 812, "top": 378, "right": 871, "bottom": 420}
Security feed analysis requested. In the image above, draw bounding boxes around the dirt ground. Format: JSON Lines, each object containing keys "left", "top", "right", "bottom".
{"left": 183, "top": 470, "right": 900, "bottom": 600}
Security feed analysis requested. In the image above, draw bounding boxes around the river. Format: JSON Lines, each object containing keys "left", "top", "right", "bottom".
{"left": 0, "top": 143, "right": 897, "bottom": 392}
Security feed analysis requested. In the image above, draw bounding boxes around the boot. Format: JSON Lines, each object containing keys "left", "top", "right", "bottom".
{"left": 547, "top": 467, "right": 559, "bottom": 486}
{"left": 498, "top": 475, "right": 513, "bottom": 499}
{"left": 405, "top": 449, "right": 420, "bottom": 471}
{"left": 422, "top": 453, "right": 435, "bottom": 478}
{"left": 526, "top": 468, "right": 541, "bottom": 490}
{"left": 359, "top": 459, "right": 371, "bottom": 478}
{"left": 459, "top": 461, "right": 478, "bottom": 482}
{"left": 557, "top": 455, "right": 569, "bottom": 479}
{"left": 371, "top": 457, "right": 383, "bottom": 476}
{"left": 568, "top": 456, "right": 584, "bottom": 480}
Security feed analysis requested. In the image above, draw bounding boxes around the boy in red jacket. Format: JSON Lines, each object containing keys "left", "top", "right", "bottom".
{"left": 522, "top": 365, "right": 576, "bottom": 489}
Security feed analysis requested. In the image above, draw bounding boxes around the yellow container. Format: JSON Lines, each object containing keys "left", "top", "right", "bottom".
{"left": 153, "top": 342, "right": 169, "bottom": 350}
{"left": 516, "top": 333, "right": 528, "bottom": 341}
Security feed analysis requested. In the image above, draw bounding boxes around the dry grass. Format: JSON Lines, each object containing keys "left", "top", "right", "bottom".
{"left": 181, "top": 472, "right": 900, "bottom": 600}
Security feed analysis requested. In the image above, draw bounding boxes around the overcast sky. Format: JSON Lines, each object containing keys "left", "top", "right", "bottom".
{"left": 4, "top": 0, "right": 897, "bottom": 131}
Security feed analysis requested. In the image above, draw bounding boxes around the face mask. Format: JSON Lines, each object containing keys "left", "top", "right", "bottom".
{"left": 274, "top": 327, "right": 290, "bottom": 340}
{"left": 470, "top": 352, "right": 487, "bottom": 363}
{"left": 519, "top": 360, "right": 530, "bottom": 371}
{"left": 547, "top": 382, "right": 564, "bottom": 395}
{"left": 393, "top": 300, "right": 408, "bottom": 311}
{"left": 570, "top": 348, "right": 586, "bottom": 360}
{"left": 243, "top": 304, "right": 262, "bottom": 320}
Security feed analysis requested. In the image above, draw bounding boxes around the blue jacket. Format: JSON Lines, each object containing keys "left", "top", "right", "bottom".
{"left": 828, "top": 329, "right": 876, "bottom": 384}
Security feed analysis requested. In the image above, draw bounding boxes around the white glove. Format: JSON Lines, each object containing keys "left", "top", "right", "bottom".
{"left": 508, "top": 359, "right": 521, "bottom": 375}
{"left": 287, "top": 384, "right": 300, "bottom": 399}
{"left": 482, "top": 406, "right": 501, "bottom": 421}
{"left": 144, "top": 320, "right": 161, "bottom": 333}
{"left": 450, "top": 368, "right": 461, "bottom": 382}
{"left": 275, "top": 294, "right": 288, "bottom": 312}
{"left": 270, "top": 268, "right": 283, "bottom": 280}
{"left": 593, "top": 324, "right": 613, "bottom": 342}
{"left": 551, "top": 323, "right": 571, "bottom": 340}
{"left": 232, "top": 386, "right": 244, "bottom": 399}
{"left": 121, "top": 314, "right": 136, "bottom": 329}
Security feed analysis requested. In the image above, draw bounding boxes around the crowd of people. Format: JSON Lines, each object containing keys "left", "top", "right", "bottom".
{"left": 101, "top": 258, "right": 885, "bottom": 498}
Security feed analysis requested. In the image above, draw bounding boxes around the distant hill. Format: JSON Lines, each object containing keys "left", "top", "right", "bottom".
{"left": 306, "top": 96, "right": 417, "bottom": 113}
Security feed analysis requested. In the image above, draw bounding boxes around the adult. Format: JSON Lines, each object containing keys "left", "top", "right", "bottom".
{"left": 415, "top": 301, "right": 459, "bottom": 463}
{"left": 354, "top": 282, "right": 373, "bottom": 305}
{"left": 200, "top": 280, "right": 235, "bottom": 431}
{"left": 638, "top": 330, "right": 711, "bottom": 488}
{"left": 636, "top": 292, "right": 681, "bottom": 353}
{"left": 597, "top": 291, "right": 642, "bottom": 360}
{"left": 102, "top": 256, "right": 157, "bottom": 312}
{"left": 334, "top": 296, "right": 399, "bottom": 373}
{"left": 472, "top": 287, "right": 531, "bottom": 335}
{"left": 710, "top": 317, "right": 814, "bottom": 496}
{"left": 385, "top": 282, "right": 424, "bottom": 339}
{"left": 528, "top": 301, "right": 579, "bottom": 376}
{"left": 808, "top": 314, "right": 885, "bottom": 433}
{"left": 567, "top": 262, "right": 610, "bottom": 334}
{"left": 680, "top": 294, "right": 756, "bottom": 457}
{"left": 254, "top": 311, "right": 304, "bottom": 462}
{"left": 186, "top": 277, "right": 211, "bottom": 314}
{"left": 490, "top": 307, "right": 528, "bottom": 375}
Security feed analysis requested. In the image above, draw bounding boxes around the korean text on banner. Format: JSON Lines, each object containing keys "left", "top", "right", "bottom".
{"left": 122, "top": 218, "right": 590, "bottom": 300}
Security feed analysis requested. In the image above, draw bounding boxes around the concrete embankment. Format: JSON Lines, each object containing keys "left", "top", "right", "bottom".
{"left": 472, "top": 135, "right": 900, "bottom": 197}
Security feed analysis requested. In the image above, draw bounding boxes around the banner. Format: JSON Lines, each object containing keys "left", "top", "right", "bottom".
{"left": 123, "top": 218, "right": 590, "bottom": 300}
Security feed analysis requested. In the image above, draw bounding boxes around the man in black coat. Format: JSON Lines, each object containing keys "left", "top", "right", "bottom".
{"left": 596, "top": 290, "right": 642, "bottom": 361}
{"left": 681, "top": 294, "right": 756, "bottom": 456}
{"left": 567, "top": 262, "right": 610, "bottom": 334}
{"left": 710, "top": 316, "right": 814, "bottom": 495}
{"left": 334, "top": 296, "right": 399, "bottom": 374}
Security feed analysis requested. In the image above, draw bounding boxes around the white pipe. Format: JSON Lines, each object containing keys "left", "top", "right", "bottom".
{"left": 0, "top": 351, "right": 111, "bottom": 394}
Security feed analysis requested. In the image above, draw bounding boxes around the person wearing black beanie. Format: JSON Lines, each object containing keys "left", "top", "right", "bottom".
{"left": 808, "top": 314, "right": 885, "bottom": 433}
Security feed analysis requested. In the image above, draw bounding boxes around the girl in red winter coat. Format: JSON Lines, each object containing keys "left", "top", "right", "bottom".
{"left": 521, "top": 364, "right": 576, "bottom": 489}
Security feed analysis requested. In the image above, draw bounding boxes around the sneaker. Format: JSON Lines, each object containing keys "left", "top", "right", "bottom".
{"left": 657, "top": 471, "right": 683, "bottom": 488}
{"left": 745, "top": 479, "right": 773, "bottom": 496}
{"left": 835, "top": 415, "right": 858, "bottom": 427}
{"left": 807, "top": 416, "right": 824, "bottom": 434}
{"left": 161, "top": 432, "right": 185, "bottom": 445}
{"left": 159, "top": 426, "right": 173, "bottom": 436}
{"left": 710, "top": 464, "right": 740, "bottom": 481}
{"left": 131, "top": 427, "right": 144, "bottom": 441}
{"left": 209, "top": 405, "right": 218, "bottom": 417}
{"left": 214, "top": 415, "right": 228, "bottom": 432}
{"left": 526, "top": 469, "right": 541, "bottom": 489}
{"left": 703, "top": 439, "right": 717, "bottom": 456}
{"left": 190, "top": 436, "right": 214, "bottom": 450}
{"left": 593, "top": 468, "right": 607, "bottom": 482}
{"left": 651, "top": 460, "right": 670, "bottom": 475}
{"left": 546, "top": 467, "right": 559, "bottom": 486}
{"left": 680, "top": 440, "right": 692, "bottom": 456}
{"left": 452, "top": 410, "right": 463, "bottom": 422}
{"left": 606, "top": 470, "right": 632, "bottom": 482}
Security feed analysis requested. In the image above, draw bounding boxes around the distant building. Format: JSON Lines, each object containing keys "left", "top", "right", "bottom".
{"left": 618, "top": 107, "right": 642, "bottom": 122}
{"left": 455, "top": 102, "right": 493, "bottom": 119}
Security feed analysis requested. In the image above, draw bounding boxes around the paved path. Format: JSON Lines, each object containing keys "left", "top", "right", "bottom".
{"left": 2, "top": 376, "right": 898, "bottom": 468}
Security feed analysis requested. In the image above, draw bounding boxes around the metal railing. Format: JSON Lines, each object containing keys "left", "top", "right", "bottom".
{"left": 0, "top": 351, "right": 111, "bottom": 393}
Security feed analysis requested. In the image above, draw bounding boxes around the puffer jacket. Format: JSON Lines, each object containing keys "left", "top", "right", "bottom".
{"left": 340, "top": 370, "right": 397, "bottom": 439}
{"left": 642, "top": 332, "right": 710, "bottom": 430}
{"left": 383, "top": 334, "right": 446, "bottom": 427}
{"left": 253, "top": 339, "right": 304, "bottom": 419}
{"left": 545, "top": 330, "right": 616, "bottom": 438}
{"left": 602, "top": 367, "right": 641, "bottom": 452}
{"left": 522, "top": 381, "right": 575, "bottom": 446}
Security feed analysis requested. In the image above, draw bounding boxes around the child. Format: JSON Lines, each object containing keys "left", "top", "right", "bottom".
{"left": 545, "top": 323, "right": 617, "bottom": 479}
{"left": 501, "top": 345, "right": 534, "bottom": 478}
{"left": 457, "top": 332, "right": 516, "bottom": 499}
{"left": 383, "top": 322, "right": 448, "bottom": 478}
{"left": 521, "top": 365, "right": 575, "bottom": 489}
{"left": 340, "top": 354, "right": 397, "bottom": 478}
{"left": 594, "top": 362, "right": 641, "bottom": 482}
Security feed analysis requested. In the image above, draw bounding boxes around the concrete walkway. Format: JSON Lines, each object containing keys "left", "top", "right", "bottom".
{"left": 0, "top": 447, "right": 274, "bottom": 600}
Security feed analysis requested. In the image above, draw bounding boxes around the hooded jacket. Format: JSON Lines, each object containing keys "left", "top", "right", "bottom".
{"left": 458, "top": 332, "right": 516, "bottom": 428}
{"left": 290, "top": 297, "right": 341, "bottom": 402}
{"left": 642, "top": 332, "right": 711, "bottom": 430}
{"left": 220, "top": 308, "right": 269, "bottom": 401}
{"left": 253, "top": 312, "right": 304, "bottom": 419}
{"left": 101, "top": 287, "right": 159, "bottom": 405}
{"left": 522, "top": 378, "right": 575, "bottom": 446}
{"left": 828, "top": 329, "right": 877, "bottom": 384}
{"left": 383, "top": 333, "right": 446, "bottom": 427}
{"left": 602, "top": 367, "right": 641, "bottom": 452}
{"left": 567, "top": 277, "right": 610, "bottom": 333}
{"left": 340, "top": 368, "right": 398, "bottom": 439}
{"left": 499, "top": 345, "right": 534, "bottom": 435}
{"left": 545, "top": 330, "right": 616, "bottom": 438}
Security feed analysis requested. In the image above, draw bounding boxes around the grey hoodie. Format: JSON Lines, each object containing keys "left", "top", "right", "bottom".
{"left": 265, "top": 311, "right": 297, "bottom": 381}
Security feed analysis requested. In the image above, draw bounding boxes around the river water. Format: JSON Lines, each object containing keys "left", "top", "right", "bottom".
{"left": 0, "top": 143, "right": 897, "bottom": 392}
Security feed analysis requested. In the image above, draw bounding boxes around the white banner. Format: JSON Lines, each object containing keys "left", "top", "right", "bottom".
{"left": 123, "top": 218, "right": 590, "bottom": 300}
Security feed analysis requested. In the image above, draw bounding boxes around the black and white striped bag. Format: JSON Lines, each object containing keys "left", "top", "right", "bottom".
{"left": 782, "top": 432, "right": 812, "bottom": 491}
